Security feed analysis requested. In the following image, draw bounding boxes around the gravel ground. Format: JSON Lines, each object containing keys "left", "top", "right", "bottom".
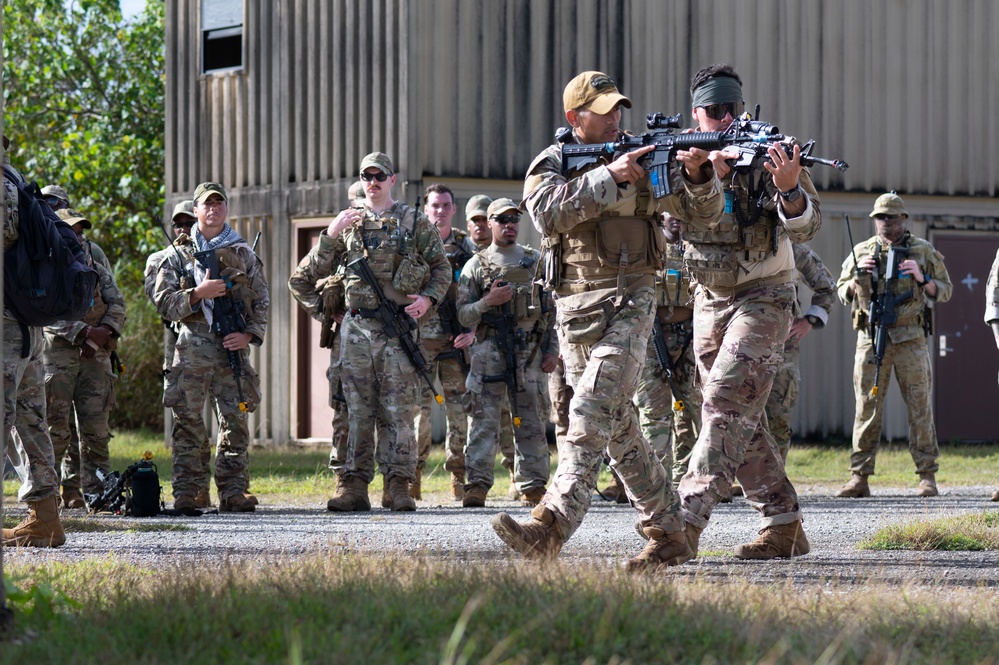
{"left": 4, "top": 485, "right": 998, "bottom": 589}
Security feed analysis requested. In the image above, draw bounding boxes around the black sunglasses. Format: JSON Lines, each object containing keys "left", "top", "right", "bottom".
{"left": 45, "top": 196, "right": 63, "bottom": 206}
{"left": 360, "top": 171, "right": 390, "bottom": 182}
{"left": 702, "top": 101, "right": 744, "bottom": 121}
{"left": 874, "top": 214, "right": 903, "bottom": 222}
{"left": 491, "top": 214, "right": 521, "bottom": 225}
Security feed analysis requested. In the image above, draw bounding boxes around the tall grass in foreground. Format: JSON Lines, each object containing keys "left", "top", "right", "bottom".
{"left": 3, "top": 554, "right": 998, "bottom": 665}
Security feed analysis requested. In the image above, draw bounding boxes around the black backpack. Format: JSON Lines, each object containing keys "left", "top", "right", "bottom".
{"left": 3, "top": 165, "right": 99, "bottom": 350}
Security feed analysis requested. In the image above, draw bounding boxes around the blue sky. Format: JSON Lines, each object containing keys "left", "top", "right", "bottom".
{"left": 120, "top": 0, "right": 144, "bottom": 20}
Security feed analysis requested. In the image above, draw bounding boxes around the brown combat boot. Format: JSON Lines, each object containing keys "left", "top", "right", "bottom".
{"left": 733, "top": 519, "right": 810, "bottom": 559}
{"left": 626, "top": 526, "right": 693, "bottom": 572}
{"left": 326, "top": 475, "right": 371, "bottom": 512}
{"left": 836, "top": 473, "right": 871, "bottom": 498}
{"left": 387, "top": 475, "right": 416, "bottom": 512}
{"left": 992, "top": 489, "right": 999, "bottom": 502}
{"left": 505, "top": 470, "right": 519, "bottom": 500}
{"left": 917, "top": 473, "right": 938, "bottom": 497}
{"left": 520, "top": 486, "right": 546, "bottom": 507}
{"left": 462, "top": 484, "right": 487, "bottom": 508}
{"left": 194, "top": 489, "right": 212, "bottom": 508}
{"left": 685, "top": 521, "right": 704, "bottom": 559}
{"left": 409, "top": 467, "right": 423, "bottom": 500}
{"left": 491, "top": 504, "right": 564, "bottom": 560}
{"left": 62, "top": 486, "right": 85, "bottom": 509}
{"left": 173, "top": 495, "right": 198, "bottom": 512}
{"left": 380, "top": 475, "right": 391, "bottom": 508}
{"left": 2, "top": 496, "right": 66, "bottom": 547}
{"left": 219, "top": 493, "right": 257, "bottom": 513}
{"left": 599, "top": 472, "right": 628, "bottom": 504}
{"left": 450, "top": 473, "right": 465, "bottom": 501}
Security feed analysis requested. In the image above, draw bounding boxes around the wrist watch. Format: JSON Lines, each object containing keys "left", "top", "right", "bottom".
{"left": 779, "top": 187, "right": 802, "bottom": 203}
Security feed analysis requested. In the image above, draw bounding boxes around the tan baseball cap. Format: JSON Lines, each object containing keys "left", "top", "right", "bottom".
{"left": 563, "top": 71, "right": 632, "bottom": 114}
{"left": 171, "top": 200, "right": 196, "bottom": 223}
{"left": 870, "top": 192, "right": 908, "bottom": 218}
{"left": 358, "top": 152, "right": 394, "bottom": 175}
{"left": 193, "top": 181, "right": 228, "bottom": 204}
{"left": 486, "top": 198, "right": 520, "bottom": 218}
{"left": 56, "top": 207, "right": 92, "bottom": 230}
{"left": 465, "top": 194, "right": 492, "bottom": 220}
{"left": 347, "top": 180, "right": 366, "bottom": 203}
{"left": 41, "top": 184, "right": 70, "bottom": 206}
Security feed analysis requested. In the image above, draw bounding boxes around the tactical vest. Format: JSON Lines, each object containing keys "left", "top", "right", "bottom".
{"left": 478, "top": 246, "right": 543, "bottom": 333}
{"left": 656, "top": 242, "right": 692, "bottom": 310}
{"left": 850, "top": 234, "right": 929, "bottom": 333}
{"left": 80, "top": 239, "right": 108, "bottom": 327}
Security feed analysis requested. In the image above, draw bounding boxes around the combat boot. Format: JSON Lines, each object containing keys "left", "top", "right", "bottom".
{"left": 626, "top": 526, "right": 693, "bottom": 572}
{"left": 733, "top": 519, "right": 810, "bottom": 559}
{"left": 685, "top": 522, "right": 704, "bottom": 559}
{"left": 836, "top": 473, "right": 871, "bottom": 498}
{"left": 462, "top": 484, "right": 487, "bottom": 508}
{"left": 450, "top": 472, "right": 465, "bottom": 501}
{"left": 173, "top": 494, "right": 198, "bottom": 512}
{"left": 505, "top": 470, "right": 519, "bottom": 500}
{"left": 409, "top": 467, "right": 423, "bottom": 500}
{"left": 599, "top": 472, "right": 627, "bottom": 503}
{"left": 520, "top": 486, "right": 546, "bottom": 507}
{"left": 219, "top": 493, "right": 257, "bottom": 513}
{"left": 387, "top": 475, "right": 416, "bottom": 511}
{"left": 917, "top": 473, "right": 938, "bottom": 497}
{"left": 193, "top": 489, "right": 212, "bottom": 508}
{"left": 491, "top": 504, "right": 564, "bottom": 560}
{"left": 326, "top": 475, "right": 371, "bottom": 512}
{"left": 992, "top": 489, "right": 999, "bottom": 502}
{"left": 2, "top": 496, "right": 66, "bottom": 547}
{"left": 380, "top": 474, "right": 391, "bottom": 508}
{"left": 62, "top": 486, "right": 86, "bottom": 509}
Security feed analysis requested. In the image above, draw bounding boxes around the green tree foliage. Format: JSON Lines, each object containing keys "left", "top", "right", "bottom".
{"left": 3, "top": 0, "right": 168, "bottom": 429}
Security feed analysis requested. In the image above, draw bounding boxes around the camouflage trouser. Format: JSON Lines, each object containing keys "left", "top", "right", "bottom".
{"left": 3, "top": 320, "right": 59, "bottom": 503}
{"left": 635, "top": 320, "right": 702, "bottom": 485}
{"left": 463, "top": 340, "right": 550, "bottom": 493}
{"left": 325, "top": 338, "right": 352, "bottom": 473}
{"left": 497, "top": 398, "right": 517, "bottom": 472}
{"left": 162, "top": 328, "right": 209, "bottom": 497}
{"left": 163, "top": 325, "right": 262, "bottom": 502}
{"left": 542, "top": 287, "right": 683, "bottom": 540}
{"left": 679, "top": 283, "right": 802, "bottom": 530}
{"left": 764, "top": 339, "right": 801, "bottom": 463}
{"left": 548, "top": 356, "right": 572, "bottom": 453}
{"left": 850, "top": 333, "right": 939, "bottom": 476}
{"left": 43, "top": 336, "right": 117, "bottom": 494}
{"left": 415, "top": 338, "right": 469, "bottom": 477}
{"left": 338, "top": 313, "right": 420, "bottom": 483}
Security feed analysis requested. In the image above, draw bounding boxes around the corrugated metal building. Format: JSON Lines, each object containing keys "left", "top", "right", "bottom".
{"left": 164, "top": 0, "right": 999, "bottom": 446}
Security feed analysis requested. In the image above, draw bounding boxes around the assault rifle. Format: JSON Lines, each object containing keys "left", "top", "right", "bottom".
{"left": 86, "top": 451, "right": 154, "bottom": 514}
{"left": 481, "top": 293, "right": 525, "bottom": 428}
{"left": 650, "top": 318, "right": 685, "bottom": 413}
{"left": 559, "top": 111, "right": 848, "bottom": 199}
{"left": 346, "top": 256, "right": 444, "bottom": 406}
{"left": 868, "top": 244, "right": 912, "bottom": 396}
{"left": 193, "top": 248, "right": 251, "bottom": 412}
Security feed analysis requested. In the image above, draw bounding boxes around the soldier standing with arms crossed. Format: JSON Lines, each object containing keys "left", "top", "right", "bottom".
{"left": 491, "top": 71, "right": 723, "bottom": 569}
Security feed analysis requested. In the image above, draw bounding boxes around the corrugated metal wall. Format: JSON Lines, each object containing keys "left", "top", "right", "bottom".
{"left": 165, "top": 0, "right": 999, "bottom": 445}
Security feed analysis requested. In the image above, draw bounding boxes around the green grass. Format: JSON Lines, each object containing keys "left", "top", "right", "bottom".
{"left": 859, "top": 512, "right": 999, "bottom": 551}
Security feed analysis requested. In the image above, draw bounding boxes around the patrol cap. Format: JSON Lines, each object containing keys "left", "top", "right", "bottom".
{"left": 171, "top": 199, "right": 196, "bottom": 223}
{"left": 347, "top": 180, "right": 366, "bottom": 204}
{"left": 563, "top": 71, "right": 632, "bottom": 114}
{"left": 193, "top": 181, "right": 228, "bottom": 204}
{"left": 487, "top": 198, "right": 520, "bottom": 218}
{"left": 41, "top": 184, "right": 70, "bottom": 206}
{"left": 56, "top": 207, "right": 92, "bottom": 230}
{"left": 358, "top": 152, "right": 394, "bottom": 175}
{"left": 870, "top": 192, "right": 908, "bottom": 218}
{"left": 465, "top": 194, "right": 492, "bottom": 220}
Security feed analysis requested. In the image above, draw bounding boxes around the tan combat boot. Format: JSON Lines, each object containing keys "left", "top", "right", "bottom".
{"left": 193, "top": 489, "right": 212, "bottom": 509}
{"left": 836, "top": 473, "right": 871, "bottom": 498}
{"left": 2, "top": 496, "right": 66, "bottom": 547}
{"left": 173, "top": 495, "right": 198, "bottom": 512}
{"left": 409, "top": 467, "right": 423, "bottom": 500}
{"left": 505, "top": 469, "right": 519, "bottom": 500}
{"left": 626, "top": 526, "right": 693, "bottom": 572}
{"left": 733, "top": 519, "right": 810, "bottom": 559}
{"left": 685, "top": 522, "right": 704, "bottom": 559}
{"left": 917, "top": 473, "right": 938, "bottom": 497}
{"left": 599, "top": 472, "right": 628, "bottom": 504}
{"left": 380, "top": 474, "right": 391, "bottom": 508}
{"left": 450, "top": 472, "right": 465, "bottom": 501}
{"left": 462, "top": 484, "right": 487, "bottom": 508}
{"left": 387, "top": 475, "right": 416, "bottom": 512}
{"left": 62, "top": 486, "right": 85, "bottom": 509}
{"left": 491, "top": 504, "right": 564, "bottom": 560}
{"left": 520, "top": 486, "right": 546, "bottom": 507}
{"left": 219, "top": 493, "right": 257, "bottom": 513}
{"left": 326, "top": 475, "right": 371, "bottom": 512}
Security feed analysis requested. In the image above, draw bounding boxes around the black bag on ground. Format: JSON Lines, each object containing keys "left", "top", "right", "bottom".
{"left": 128, "top": 460, "right": 162, "bottom": 517}
{"left": 2, "top": 165, "right": 99, "bottom": 331}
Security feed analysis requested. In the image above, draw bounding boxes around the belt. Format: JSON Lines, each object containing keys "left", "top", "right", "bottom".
{"left": 704, "top": 270, "right": 793, "bottom": 298}
{"left": 556, "top": 273, "right": 654, "bottom": 295}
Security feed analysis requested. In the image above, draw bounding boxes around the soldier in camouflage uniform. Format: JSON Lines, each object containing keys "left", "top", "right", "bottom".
{"left": 983, "top": 248, "right": 999, "bottom": 502}
{"left": 413, "top": 183, "right": 477, "bottom": 501}
{"left": 2, "top": 146, "right": 65, "bottom": 547}
{"left": 673, "top": 64, "right": 819, "bottom": 560}
{"left": 634, "top": 213, "right": 702, "bottom": 485}
{"left": 764, "top": 242, "right": 836, "bottom": 462}
{"left": 43, "top": 208, "right": 126, "bottom": 506}
{"left": 457, "top": 198, "right": 556, "bottom": 508}
{"left": 491, "top": 71, "right": 723, "bottom": 570}
{"left": 836, "top": 192, "right": 952, "bottom": 498}
{"left": 291, "top": 153, "right": 450, "bottom": 513}
{"left": 153, "top": 182, "right": 269, "bottom": 513}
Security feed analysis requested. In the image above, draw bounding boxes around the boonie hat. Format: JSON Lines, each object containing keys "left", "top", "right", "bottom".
{"left": 563, "top": 71, "right": 632, "bottom": 114}
{"left": 465, "top": 194, "right": 492, "bottom": 220}
{"left": 41, "top": 184, "right": 70, "bottom": 206}
{"left": 487, "top": 198, "right": 520, "bottom": 218}
{"left": 870, "top": 192, "right": 908, "bottom": 218}
{"left": 56, "top": 207, "right": 92, "bottom": 230}
{"left": 171, "top": 200, "right": 196, "bottom": 223}
{"left": 193, "top": 182, "right": 228, "bottom": 204}
{"left": 358, "top": 152, "right": 394, "bottom": 175}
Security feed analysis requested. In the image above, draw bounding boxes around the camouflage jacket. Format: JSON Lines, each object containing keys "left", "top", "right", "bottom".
{"left": 422, "top": 227, "right": 477, "bottom": 341}
{"left": 792, "top": 242, "right": 836, "bottom": 328}
{"left": 838, "top": 231, "right": 952, "bottom": 344}
{"left": 985, "top": 248, "right": 999, "bottom": 324}
{"left": 44, "top": 238, "right": 126, "bottom": 345}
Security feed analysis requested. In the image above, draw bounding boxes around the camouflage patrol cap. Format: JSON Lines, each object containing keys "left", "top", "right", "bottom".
{"left": 465, "top": 194, "right": 492, "bottom": 220}
{"left": 347, "top": 180, "right": 366, "bottom": 204}
{"left": 563, "top": 71, "right": 632, "bottom": 114}
{"left": 41, "top": 184, "right": 70, "bottom": 206}
{"left": 486, "top": 198, "right": 520, "bottom": 218}
{"left": 870, "top": 192, "right": 908, "bottom": 218}
{"left": 56, "top": 207, "right": 92, "bottom": 230}
{"left": 193, "top": 181, "right": 228, "bottom": 204}
{"left": 358, "top": 152, "right": 394, "bottom": 175}
{"left": 171, "top": 199, "right": 196, "bottom": 223}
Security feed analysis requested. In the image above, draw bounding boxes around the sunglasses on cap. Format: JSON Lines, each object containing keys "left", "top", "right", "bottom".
{"left": 701, "top": 101, "right": 744, "bottom": 121}
{"left": 360, "top": 171, "right": 390, "bottom": 182}
{"left": 491, "top": 214, "right": 521, "bottom": 225}
{"left": 873, "top": 214, "right": 904, "bottom": 222}
{"left": 45, "top": 196, "right": 63, "bottom": 206}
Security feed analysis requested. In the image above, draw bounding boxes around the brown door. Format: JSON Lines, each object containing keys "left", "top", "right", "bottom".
{"left": 932, "top": 232, "right": 999, "bottom": 442}
{"left": 295, "top": 225, "right": 334, "bottom": 439}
